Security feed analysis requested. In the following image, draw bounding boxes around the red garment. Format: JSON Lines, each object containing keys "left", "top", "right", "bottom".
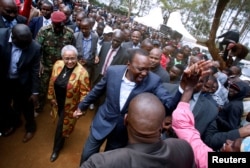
{"left": 18, "top": 0, "right": 32, "bottom": 23}
{"left": 15, "top": 0, "right": 21, "bottom": 6}
{"left": 160, "top": 54, "right": 170, "bottom": 69}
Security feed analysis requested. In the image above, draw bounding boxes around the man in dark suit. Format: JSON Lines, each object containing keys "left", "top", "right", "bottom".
{"left": 74, "top": 17, "right": 98, "bottom": 85}
{"left": 92, "top": 29, "right": 128, "bottom": 86}
{"left": 0, "top": 0, "right": 27, "bottom": 28}
{"left": 74, "top": 49, "right": 182, "bottom": 164}
{"left": 187, "top": 59, "right": 218, "bottom": 137}
{"left": 122, "top": 30, "right": 141, "bottom": 49}
{"left": 81, "top": 93, "right": 195, "bottom": 168}
{"left": 0, "top": 24, "right": 41, "bottom": 142}
{"left": 28, "top": 0, "right": 54, "bottom": 38}
{"left": 149, "top": 48, "right": 170, "bottom": 83}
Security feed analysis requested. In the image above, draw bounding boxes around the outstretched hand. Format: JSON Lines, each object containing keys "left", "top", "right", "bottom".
{"left": 180, "top": 60, "right": 213, "bottom": 90}
{"left": 184, "top": 60, "right": 213, "bottom": 77}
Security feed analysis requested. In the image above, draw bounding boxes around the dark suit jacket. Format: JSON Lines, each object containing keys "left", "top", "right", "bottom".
{"left": 203, "top": 118, "right": 240, "bottom": 151}
{"left": 28, "top": 16, "right": 44, "bottom": 39}
{"left": 78, "top": 65, "right": 182, "bottom": 140}
{"left": 81, "top": 138, "right": 195, "bottom": 168}
{"left": 192, "top": 93, "right": 218, "bottom": 137}
{"left": 122, "top": 41, "right": 140, "bottom": 49}
{"left": 92, "top": 42, "right": 128, "bottom": 84}
{"left": 0, "top": 15, "right": 27, "bottom": 28}
{"left": 217, "top": 30, "right": 239, "bottom": 43}
{"left": 151, "top": 65, "right": 170, "bottom": 83}
{"left": 0, "top": 28, "right": 41, "bottom": 93}
{"left": 74, "top": 31, "right": 98, "bottom": 77}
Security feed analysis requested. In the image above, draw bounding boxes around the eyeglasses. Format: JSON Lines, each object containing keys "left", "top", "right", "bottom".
{"left": 63, "top": 57, "right": 77, "bottom": 61}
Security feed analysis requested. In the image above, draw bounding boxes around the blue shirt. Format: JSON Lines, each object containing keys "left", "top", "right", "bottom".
{"left": 82, "top": 34, "right": 92, "bottom": 60}
{"left": 2, "top": 16, "right": 17, "bottom": 28}
{"left": 9, "top": 44, "right": 22, "bottom": 79}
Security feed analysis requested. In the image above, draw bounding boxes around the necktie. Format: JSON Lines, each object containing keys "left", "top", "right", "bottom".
{"left": 102, "top": 49, "right": 115, "bottom": 75}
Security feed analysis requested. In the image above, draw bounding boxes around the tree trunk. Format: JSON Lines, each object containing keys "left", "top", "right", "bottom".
{"left": 205, "top": 0, "right": 230, "bottom": 70}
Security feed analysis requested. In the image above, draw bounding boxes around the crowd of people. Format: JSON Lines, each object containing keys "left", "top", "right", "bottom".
{"left": 0, "top": 0, "right": 250, "bottom": 168}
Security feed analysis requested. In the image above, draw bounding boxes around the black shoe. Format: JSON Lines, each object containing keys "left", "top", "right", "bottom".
{"left": 50, "top": 152, "right": 59, "bottom": 162}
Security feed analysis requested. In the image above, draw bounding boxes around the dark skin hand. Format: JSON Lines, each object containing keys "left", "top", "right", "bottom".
{"left": 180, "top": 60, "right": 213, "bottom": 90}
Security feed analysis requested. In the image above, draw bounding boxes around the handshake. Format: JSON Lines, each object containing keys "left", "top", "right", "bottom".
{"left": 180, "top": 60, "right": 213, "bottom": 89}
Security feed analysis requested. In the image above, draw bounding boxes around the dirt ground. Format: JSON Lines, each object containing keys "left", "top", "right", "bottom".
{"left": 0, "top": 103, "right": 99, "bottom": 168}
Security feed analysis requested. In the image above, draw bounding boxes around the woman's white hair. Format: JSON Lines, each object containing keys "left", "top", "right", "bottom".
{"left": 61, "top": 45, "right": 78, "bottom": 57}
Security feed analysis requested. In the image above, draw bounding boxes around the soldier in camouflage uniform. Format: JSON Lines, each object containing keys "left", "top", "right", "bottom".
{"left": 36, "top": 11, "right": 75, "bottom": 112}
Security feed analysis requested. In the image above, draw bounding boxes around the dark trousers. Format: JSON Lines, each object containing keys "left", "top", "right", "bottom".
{"left": 1, "top": 78, "right": 36, "bottom": 132}
{"left": 53, "top": 109, "right": 65, "bottom": 153}
{"left": 80, "top": 116, "right": 128, "bottom": 165}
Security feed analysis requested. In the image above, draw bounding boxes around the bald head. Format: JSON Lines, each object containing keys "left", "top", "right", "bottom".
{"left": 141, "top": 38, "right": 154, "bottom": 53}
{"left": 111, "top": 29, "right": 125, "bottom": 49}
{"left": 0, "top": 0, "right": 18, "bottom": 21}
{"left": 126, "top": 93, "right": 165, "bottom": 143}
{"left": 0, "top": 0, "right": 16, "bottom": 8}
{"left": 149, "top": 48, "right": 162, "bottom": 69}
{"left": 12, "top": 24, "right": 32, "bottom": 49}
{"left": 150, "top": 48, "right": 162, "bottom": 58}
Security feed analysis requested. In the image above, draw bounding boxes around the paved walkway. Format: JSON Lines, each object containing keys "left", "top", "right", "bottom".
{"left": 0, "top": 104, "right": 96, "bottom": 168}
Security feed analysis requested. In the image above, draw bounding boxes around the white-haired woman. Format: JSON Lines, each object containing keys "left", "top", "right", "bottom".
{"left": 47, "top": 45, "right": 90, "bottom": 162}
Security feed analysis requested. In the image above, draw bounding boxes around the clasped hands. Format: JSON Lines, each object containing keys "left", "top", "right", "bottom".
{"left": 73, "top": 108, "right": 87, "bottom": 119}
{"left": 180, "top": 60, "right": 213, "bottom": 89}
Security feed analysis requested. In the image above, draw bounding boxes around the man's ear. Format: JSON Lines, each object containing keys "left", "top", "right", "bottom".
{"left": 124, "top": 114, "right": 128, "bottom": 126}
{"left": 127, "top": 61, "right": 130, "bottom": 67}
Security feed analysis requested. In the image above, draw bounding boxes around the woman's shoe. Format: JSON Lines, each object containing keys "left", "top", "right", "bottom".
{"left": 50, "top": 152, "right": 59, "bottom": 162}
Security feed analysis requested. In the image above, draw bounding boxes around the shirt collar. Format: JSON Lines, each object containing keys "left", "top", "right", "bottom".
{"left": 83, "top": 34, "right": 92, "bottom": 40}
{"left": 2, "top": 16, "right": 17, "bottom": 27}
{"left": 9, "top": 34, "right": 22, "bottom": 49}
{"left": 8, "top": 33, "right": 12, "bottom": 43}
{"left": 111, "top": 46, "right": 120, "bottom": 52}
{"left": 192, "top": 92, "right": 201, "bottom": 101}
{"left": 122, "top": 69, "right": 136, "bottom": 86}
{"left": 43, "top": 17, "right": 51, "bottom": 22}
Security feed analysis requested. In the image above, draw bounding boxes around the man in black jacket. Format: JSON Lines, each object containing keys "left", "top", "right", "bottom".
{"left": 81, "top": 93, "right": 195, "bottom": 168}
{"left": 0, "top": 24, "right": 41, "bottom": 142}
{"left": 0, "top": 0, "right": 27, "bottom": 28}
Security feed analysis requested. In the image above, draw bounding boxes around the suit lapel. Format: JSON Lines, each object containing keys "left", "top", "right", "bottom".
{"left": 112, "top": 67, "right": 125, "bottom": 110}
{"left": 111, "top": 47, "right": 122, "bottom": 65}
{"left": 38, "top": 17, "right": 43, "bottom": 28}
{"left": 120, "top": 76, "right": 147, "bottom": 113}
{"left": 6, "top": 42, "right": 12, "bottom": 64}
{"left": 0, "top": 16, "right": 6, "bottom": 28}
{"left": 100, "top": 43, "right": 111, "bottom": 64}
{"left": 90, "top": 32, "right": 98, "bottom": 57}
{"left": 17, "top": 45, "right": 31, "bottom": 68}
{"left": 192, "top": 94, "right": 203, "bottom": 117}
